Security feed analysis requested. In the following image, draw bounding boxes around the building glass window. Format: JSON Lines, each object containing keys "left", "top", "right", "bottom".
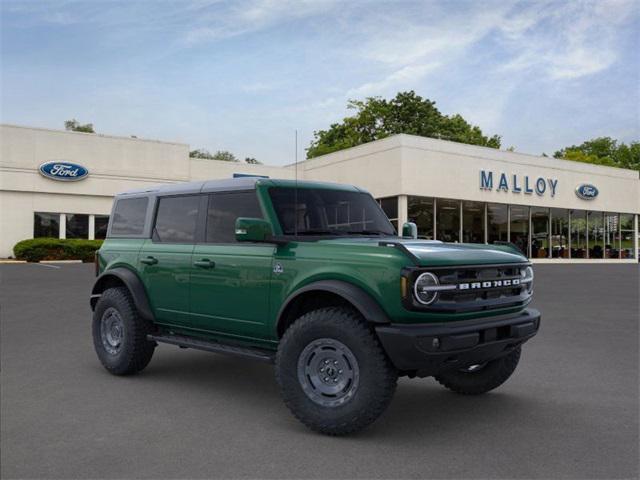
{"left": 94, "top": 215, "right": 109, "bottom": 240}
{"left": 620, "top": 214, "right": 636, "bottom": 259}
{"left": 66, "top": 214, "right": 89, "bottom": 239}
{"left": 603, "top": 213, "right": 619, "bottom": 259}
{"left": 531, "top": 207, "right": 550, "bottom": 259}
{"left": 510, "top": 205, "right": 530, "bottom": 256}
{"left": 436, "top": 198, "right": 460, "bottom": 242}
{"left": 407, "top": 196, "right": 434, "bottom": 239}
{"left": 462, "top": 201, "right": 484, "bottom": 244}
{"left": 550, "top": 209, "right": 569, "bottom": 259}
{"left": 487, "top": 203, "right": 508, "bottom": 244}
{"left": 571, "top": 210, "right": 587, "bottom": 258}
{"left": 378, "top": 197, "right": 398, "bottom": 231}
{"left": 588, "top": 211, "right": 604, "bottom": 258}
{"left": 34, "top": 212, "right": 59, "bottom": 238}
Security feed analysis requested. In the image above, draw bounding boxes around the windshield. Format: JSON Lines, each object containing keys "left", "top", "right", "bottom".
{"left": 268, "top": 187, "right": 396, "bottom": 236}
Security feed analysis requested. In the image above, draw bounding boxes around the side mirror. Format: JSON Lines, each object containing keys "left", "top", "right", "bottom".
{"left": 401, "top": 222, "right": 418, "bottom": 239}
{"left": 235, "top": 217, "right": 272, "bottom": 242}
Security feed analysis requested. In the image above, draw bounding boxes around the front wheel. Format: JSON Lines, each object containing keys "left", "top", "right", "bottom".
{"left": 276, "top": 307, "right": 398, "bottom": 436}
{"left": 434, "top": 347, "right": 521, "bottom": 395}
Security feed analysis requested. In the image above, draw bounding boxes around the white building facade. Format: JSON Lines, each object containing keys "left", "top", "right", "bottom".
{"left": 1, "top": 124, "right": 638, "bottom": 262}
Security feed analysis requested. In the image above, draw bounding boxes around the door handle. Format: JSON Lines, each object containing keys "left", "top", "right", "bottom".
{"left": 193, "top": 259, "right": 215, "bottom": 269}
{"left": 140, "top": 256, "right": 158, "bottom": 265}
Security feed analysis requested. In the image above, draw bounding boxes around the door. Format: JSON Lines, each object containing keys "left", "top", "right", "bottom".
{"left": 190, "top": 191, "right": 274, "bottom": 339}
{"left": 139, "top": 194, "right": 201, "bottom": 327}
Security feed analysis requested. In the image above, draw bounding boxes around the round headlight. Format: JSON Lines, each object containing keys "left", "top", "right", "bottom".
{"left": 414, "top": 272, "right": 440, "bottom": 305}
{"left": 521, "top": 266, "right": 534, "bottom": 293}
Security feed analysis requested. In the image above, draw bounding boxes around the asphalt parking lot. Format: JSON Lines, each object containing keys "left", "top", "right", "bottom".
{"left": 1, "top": 263, "right": 638, "bottom": 479}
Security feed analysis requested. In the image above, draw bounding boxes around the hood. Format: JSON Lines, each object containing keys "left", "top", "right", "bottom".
{"left": 318, "top": 237, "right": 527, "bottom": 267}
{"left": 398, "top": 240, "right": 527, "bottom": 266}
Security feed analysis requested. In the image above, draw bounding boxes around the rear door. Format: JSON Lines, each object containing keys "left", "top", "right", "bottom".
{"left": 139, "top": 194, "right": 202, "bottom": 328}
{"left": 190, "top": 190, "right": 274, "bottom": 339}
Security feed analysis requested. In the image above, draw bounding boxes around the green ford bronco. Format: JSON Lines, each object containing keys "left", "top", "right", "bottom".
{"left": 91, "top": 177, "right": 540, "bottom": 435}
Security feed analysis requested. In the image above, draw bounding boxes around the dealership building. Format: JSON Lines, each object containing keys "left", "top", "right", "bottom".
{"left": 1, "top": 123, "right": 638, "bottom": 262}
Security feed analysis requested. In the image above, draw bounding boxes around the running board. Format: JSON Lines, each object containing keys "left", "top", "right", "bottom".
{"left": 147, "top": 333, "right": 275, "bottom": 364}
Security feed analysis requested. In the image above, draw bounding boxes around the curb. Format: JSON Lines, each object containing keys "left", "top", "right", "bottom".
{"left": 39, "top": 260, "right": 84, "bottom": 264}
{"left": 0, "top": 259, "right": 27, "bottom": 264}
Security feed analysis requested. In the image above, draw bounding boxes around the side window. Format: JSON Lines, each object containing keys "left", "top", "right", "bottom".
{"left": 206, "top": 191, "right": 263, "bottom": 243}
{"left": 153, "top": 195, "right": 200, "bottom": 243}
{"left": 110, "top": 197, "right": 148, "bottom": 236}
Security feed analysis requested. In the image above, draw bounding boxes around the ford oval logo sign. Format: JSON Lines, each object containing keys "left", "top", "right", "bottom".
{"left": 575, "top": 183, "right": 598, "bottom": 200}
{"left": 39, "top": 161, "right": 89, "bottom": 182}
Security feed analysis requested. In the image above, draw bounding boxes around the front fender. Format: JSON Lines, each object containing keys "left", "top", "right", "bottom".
{"left": 276, "top": 279, "right": 391, "bottom": 334}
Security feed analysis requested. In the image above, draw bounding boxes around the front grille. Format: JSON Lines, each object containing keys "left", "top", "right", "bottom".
{"left": 408, "top": 263, "right": 532, "bottom": 313}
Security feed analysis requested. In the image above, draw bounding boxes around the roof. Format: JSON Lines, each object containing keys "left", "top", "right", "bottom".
{"left": 298, "top": 133, "right": 640, "bottom": 180}
{"left": 0, "top": 123, "right": 189, "bottom": 147}
{"left": 116, "top": 177, "right": 362, "bottom": 197}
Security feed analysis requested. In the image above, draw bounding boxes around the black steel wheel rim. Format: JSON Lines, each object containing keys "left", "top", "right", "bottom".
{"left": 100, "top": 307, "right": 124, "bottom": 355}
{"left": 297, "top": 338, "right": 360, "bottom": 407}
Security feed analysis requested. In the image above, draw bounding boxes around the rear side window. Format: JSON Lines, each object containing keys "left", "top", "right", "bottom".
{"left": 206, "top": 191, "right": 263, "bottom": 243}
{"left": 110, "top": 197, "right": 148, "bottom": 236}
{"left": 153, "top": 195, "right": 200, "bottom": 243}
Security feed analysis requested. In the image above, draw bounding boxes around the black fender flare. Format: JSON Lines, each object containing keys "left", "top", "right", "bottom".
{"left": 276, "top": 280, "right": 390, "bottom": 335}
{"left": 90, "top": 267, "right": 154, "bottom": 322}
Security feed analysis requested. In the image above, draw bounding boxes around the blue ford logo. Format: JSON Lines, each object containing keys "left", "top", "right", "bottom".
{"left": 575, "top": 184, "right": 598, "bottom": 200}
{"left": 39, "top": 161, "right": 89, "bottom": 182}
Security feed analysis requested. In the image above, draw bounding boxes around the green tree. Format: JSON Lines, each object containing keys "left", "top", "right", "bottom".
{"left": 212, "top": 150, "right": 238, "bottom": 162}
{"left": 189, "top": 149, "right": 215, "bottom": 159}
{"left": 64, "top": 119, "right": 94, "bottom": 133}
{"left": 189, "top": 149, "right": 239, "bottom": 162}
{"left": 554, "top": 137, "right": 640, "bottom": 171}
{"left": 244, "top": 157, "right": 262, "bottom": 164}
{"left": 307, "top": 91, "right": 501, "bottom": 158}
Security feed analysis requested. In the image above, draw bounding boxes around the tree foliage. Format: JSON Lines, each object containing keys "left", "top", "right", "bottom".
{"left": 189, "top": 149, "right": 239, "bottom": 162}
{"left": 554, "top": 137, "right": 640, "bottom": 172}
{"left": 190, "top": 149, "right": 215, "bottom": 159}
{"left": 307, "top": 91, "right": 501, "bottom": 158}
{"left": 64, "top": 119, "right": 95, "bottom": 133}
{"left": 244, "top": 157, "right": 262, "bottom": 164}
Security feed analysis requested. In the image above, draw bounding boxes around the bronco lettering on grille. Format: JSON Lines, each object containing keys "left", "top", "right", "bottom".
{"left": 458, "top": 278, "right": 521, "bottom": 290}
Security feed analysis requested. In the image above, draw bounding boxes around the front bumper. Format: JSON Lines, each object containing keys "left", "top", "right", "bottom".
{"left": 375, "top": 308, "right": 541, "bottom": 377}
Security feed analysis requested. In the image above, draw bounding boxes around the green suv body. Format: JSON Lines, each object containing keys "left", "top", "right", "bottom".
{"left": 91, "top": 177, "right": 540, "bottom": 435}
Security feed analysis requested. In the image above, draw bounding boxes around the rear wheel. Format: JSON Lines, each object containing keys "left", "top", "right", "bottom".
{"left": 276, "top": 307, "right": 398, "bottom": 436}
{"left": 92, "top": 287, "right": 155, "bottom": 375}
{"left": 434, "top": 347, "right": 521, "bottom": 395}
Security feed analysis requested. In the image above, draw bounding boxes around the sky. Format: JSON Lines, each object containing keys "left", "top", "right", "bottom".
{"left": 1, "top": 0, "right": 639, "bottom": 165}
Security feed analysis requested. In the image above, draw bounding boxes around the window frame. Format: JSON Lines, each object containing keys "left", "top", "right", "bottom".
{"left": 150, "top": 193, "right": 205, "bottom": 245}
{"left": 107, "top": 196, "right": 151, "bottom": 239}
{"left": 202, "top": 189, "right": 265, "bottom": 245}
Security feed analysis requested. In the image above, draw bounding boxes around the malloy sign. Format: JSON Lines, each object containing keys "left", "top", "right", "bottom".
{"left": 480, "top": 170, "right": 558, "bottom": 197}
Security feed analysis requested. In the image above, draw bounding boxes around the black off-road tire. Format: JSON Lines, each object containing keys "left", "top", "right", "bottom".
{"left": 276, "top": 307, "right": 398, "bottom": 436}
{"left": 434, "top": 347, "right": 521, "bottom": 395}
{"left": 92, "top": 286, "right": 155, "bottom": 375}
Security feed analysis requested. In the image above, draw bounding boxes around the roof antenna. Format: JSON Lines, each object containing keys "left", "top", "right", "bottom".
{"left": 294, "top": 129, "right": 298, "bottom": 240}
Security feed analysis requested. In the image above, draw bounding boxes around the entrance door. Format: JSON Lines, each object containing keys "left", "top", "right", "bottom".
{"left": 190, "top": 191, "right": 274, "bottom": 340}
{"left": 139, "top": 194, "right": 201, "bottom": 328}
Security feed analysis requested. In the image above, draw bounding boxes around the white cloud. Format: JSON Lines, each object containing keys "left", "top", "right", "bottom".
{"left": 183, "top": 0, "right": 340, "bottom": 44}
{"left": 347, "top": 63, "right": 440, "bottom": 97}
{"left": 499, "top": 0, "right": 637, "bottom": 80}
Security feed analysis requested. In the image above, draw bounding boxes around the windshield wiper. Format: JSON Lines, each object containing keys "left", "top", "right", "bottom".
{"left": 345, "top": 230, "right": 390, "bottom": 236}
{"left": 293, "top": 230, "right": 340, "bottom": 236}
